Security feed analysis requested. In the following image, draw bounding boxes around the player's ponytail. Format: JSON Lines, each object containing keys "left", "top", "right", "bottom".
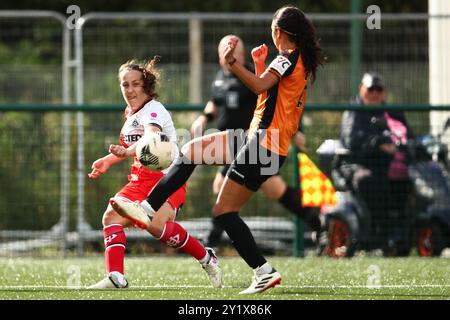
{"left": 142, "top": 55, "right": 161, "bottom": 98}
{"left": 273, "top": 6, "right": 326, "bottom": 82}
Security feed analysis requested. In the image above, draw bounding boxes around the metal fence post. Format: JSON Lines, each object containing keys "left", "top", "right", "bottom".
{"left": 189, "top": 17, "right": 203, "bottom": 104}
{"left": 350, "top": 0, "right": 363, "bottom": 96}
{"left": 74, "top": 16, "right": 91, "bottom": 256}
{"left": 0, "top": 11, "right": 71, "bottom": 256}
{"left": 429, "top": 3, "right": 450, "bottom": 151}
{"left": 291, "top": 146, "right": 304, "bottom": 257}
{"left": 59, "top": 23, "right": 71, "bottom": 256}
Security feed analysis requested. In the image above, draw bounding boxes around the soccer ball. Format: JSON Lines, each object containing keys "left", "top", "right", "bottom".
{"left": 136, "top": 131, "right": 176, "bottom": 171}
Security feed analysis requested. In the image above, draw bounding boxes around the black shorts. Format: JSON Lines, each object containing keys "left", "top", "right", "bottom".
{"left": 226, "top": 130, "right": 286, "bottom": 192}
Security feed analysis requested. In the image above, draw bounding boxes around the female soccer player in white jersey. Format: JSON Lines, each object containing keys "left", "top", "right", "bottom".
{"left": 87, "top": 57, "right": 222, "bottom": 289}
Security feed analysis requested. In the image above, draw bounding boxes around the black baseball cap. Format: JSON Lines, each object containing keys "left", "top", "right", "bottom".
{"left": 361, "top": 72, "right": 384, "bottom": 89}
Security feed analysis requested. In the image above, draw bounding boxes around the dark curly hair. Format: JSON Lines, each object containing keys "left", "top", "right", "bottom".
{"left": 273, "top": 5, "right": 326, "bottom": 82}
{"left": 118, "top": 55, "right": 161, "bottom": 99}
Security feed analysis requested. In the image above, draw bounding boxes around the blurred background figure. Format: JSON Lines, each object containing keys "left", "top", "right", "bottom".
{"left": 338, "top": 72, "right": 414, "bottom": 255}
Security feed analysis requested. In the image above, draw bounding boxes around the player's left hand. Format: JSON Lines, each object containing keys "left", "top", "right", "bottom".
{"left": 88, "top": 158, "right": 111, "bottom": 179}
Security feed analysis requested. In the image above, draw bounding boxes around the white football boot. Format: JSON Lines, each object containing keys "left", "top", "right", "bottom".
{"left": 110, "top": 197, "right": 155, "bottom": 230}
{"left": 202, "top": 247, "right": 223, "bottom": 288}
{"left": 239, "top": 264, "right": 281, "bottom": 294}
{"left": 88, "top": 272, "right": 128, "bottom": 289}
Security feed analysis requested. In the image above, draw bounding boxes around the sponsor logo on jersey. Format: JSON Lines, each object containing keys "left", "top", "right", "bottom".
{"left": 123, "top": 134, "right": 142, "bottom": 143}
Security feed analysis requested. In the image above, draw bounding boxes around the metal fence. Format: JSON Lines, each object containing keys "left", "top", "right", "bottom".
{"left": 74, "top": 13, "right": 433, "bottom": 105}
{"left": 0, "top": 105, "right": 298, "bottom": 257}
{"left": 1, "top": 11, "right": 450, "bottom": 257}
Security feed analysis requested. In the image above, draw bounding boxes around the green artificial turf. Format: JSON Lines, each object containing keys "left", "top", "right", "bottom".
{"left": 0, "top": 256, "right": 448, "bottom": 300}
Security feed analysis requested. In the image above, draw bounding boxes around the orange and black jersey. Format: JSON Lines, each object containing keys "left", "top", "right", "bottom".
{"left": 248, "top": 48, "right": 308, "bottom": 156}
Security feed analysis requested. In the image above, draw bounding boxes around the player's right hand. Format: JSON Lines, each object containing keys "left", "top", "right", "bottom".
{"left": 251, "top": 44, "right": 268, "bottom": 64}
{"left": 88, "top": 158, "right": 110, "bottom": 179}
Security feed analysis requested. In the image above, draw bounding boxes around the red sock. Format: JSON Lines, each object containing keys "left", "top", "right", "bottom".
{"left": 104, "top": 224, "right": 126, "bottom": 274}
{"left": 159, "top": 221, "right": 206, "bottom": 260}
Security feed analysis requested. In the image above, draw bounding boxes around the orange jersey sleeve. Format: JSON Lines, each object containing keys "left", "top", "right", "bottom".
{"left": 249, "top": 49, "right": 308, "bottom": 156}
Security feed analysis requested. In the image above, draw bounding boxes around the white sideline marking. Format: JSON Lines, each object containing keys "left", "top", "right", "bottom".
{"left": 1, "top": 284, "right": 449, "bottom": 290}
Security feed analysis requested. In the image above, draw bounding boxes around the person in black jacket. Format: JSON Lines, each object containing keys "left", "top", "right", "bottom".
{"left": 339, "top": 72, "right": 413, "bottom": 253}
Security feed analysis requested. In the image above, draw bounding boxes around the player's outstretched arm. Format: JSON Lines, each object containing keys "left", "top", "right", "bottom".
{"left": 88, "top": 154, "right": 124, "bottom": 179}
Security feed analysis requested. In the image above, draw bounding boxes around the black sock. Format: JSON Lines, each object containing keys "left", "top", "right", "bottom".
{"left": 278, "top": 186, "right": 322, "bottom": 232}
{"left": 146, "top": 156, "right": 196, "bottom": 211}
{"left": 215, "top": 212, "right": 266, "bottom": 269}
{"left": 207, "top": 217, "right": 224, "bottom": 247}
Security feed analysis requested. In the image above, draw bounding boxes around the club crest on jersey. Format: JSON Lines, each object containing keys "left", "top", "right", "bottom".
{"left": 131, "top": 119, "right": 140, "bottom": 127}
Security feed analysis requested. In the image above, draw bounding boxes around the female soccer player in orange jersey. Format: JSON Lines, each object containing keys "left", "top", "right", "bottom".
{"left": 111, "top": 5, "right": 325, "bottom": 294}
{"left": 88, "top": 57, "right": 222, "bottom": 289}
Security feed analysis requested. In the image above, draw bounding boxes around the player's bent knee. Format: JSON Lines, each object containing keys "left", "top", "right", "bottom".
{"left": 102, "top": 208, "right": 128, "bottom": 227}
{"left": 102, "top": 210, "right": 116, "bottom": 226}
{"left": 148, "top": 203, "right": 176, "bottom": 238}
{"left": 148, "top": 220, "right": 165, "bottom": 238}
{"left": 102, "top": 210, "right": 114, "bottom": 227}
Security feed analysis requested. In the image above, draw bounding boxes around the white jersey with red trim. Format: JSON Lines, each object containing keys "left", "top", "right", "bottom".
{"left": 120, "top": 99, "right": 178, "bottom": 177}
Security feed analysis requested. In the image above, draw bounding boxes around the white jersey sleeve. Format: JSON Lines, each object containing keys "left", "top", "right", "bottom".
{"left": 139, "top": 100, "right": 180, "bottom": 174}
{"left": 139, "top": 100, "right": 177, "bottom": 144}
